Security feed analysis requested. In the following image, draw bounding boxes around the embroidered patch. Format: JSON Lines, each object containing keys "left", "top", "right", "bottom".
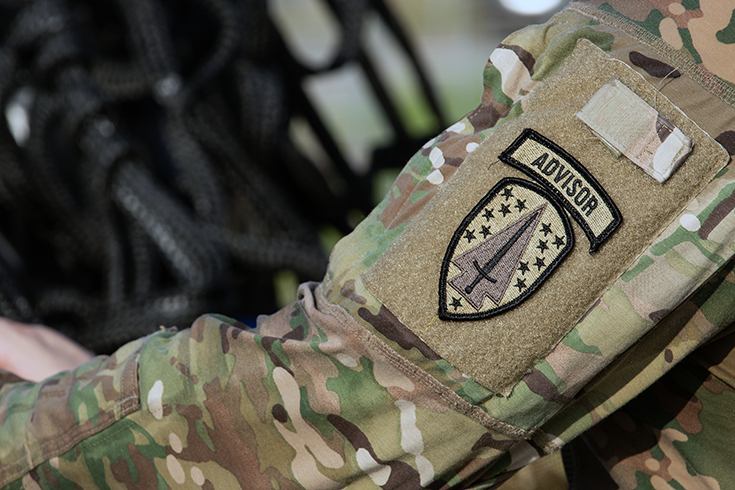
{"left": 499, "top": 128, "right": 621, "bottom": 252}
{"left": 439, "top": 178, "right": 573, "bottom": 321}
{"left": 576, "top": 77, "right": 692, "bottom": 184}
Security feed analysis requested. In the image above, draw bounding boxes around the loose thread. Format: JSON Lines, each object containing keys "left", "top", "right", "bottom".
{"left": 422, "top": 315, "right": 438, "bottom": 333}
{"left": 654, "top": 66, "right": 680, "bottom": 111}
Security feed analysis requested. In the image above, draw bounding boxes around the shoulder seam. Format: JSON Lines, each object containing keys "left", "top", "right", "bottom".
{"left": 566, "top": 2, "right": 735, "bottom": 106}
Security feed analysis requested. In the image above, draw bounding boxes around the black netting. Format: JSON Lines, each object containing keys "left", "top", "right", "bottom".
{"left": 0, "top": 0, "right": 445, "bottom": 353}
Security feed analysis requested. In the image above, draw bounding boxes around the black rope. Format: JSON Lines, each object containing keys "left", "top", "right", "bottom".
{"left": 0, "top": 0, "right": 446, "bottom": 353}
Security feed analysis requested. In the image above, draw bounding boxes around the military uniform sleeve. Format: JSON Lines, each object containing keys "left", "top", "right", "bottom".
{"left": 0, "top": 284, "right": 520, "bottom": 489}
{"left": 5, "top": 1, "right": 735, "bottom": 489}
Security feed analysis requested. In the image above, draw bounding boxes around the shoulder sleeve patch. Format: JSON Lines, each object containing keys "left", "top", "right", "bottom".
{"left": 439, "top": 177, "right": 574, "bottom": 321}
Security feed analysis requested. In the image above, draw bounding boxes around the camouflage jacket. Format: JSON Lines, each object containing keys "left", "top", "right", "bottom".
{"left": 3, "top": 1, "right": 735, "bottom": 488}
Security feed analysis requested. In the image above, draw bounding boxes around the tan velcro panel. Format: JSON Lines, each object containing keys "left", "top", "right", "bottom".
{"left": 364, "top": 40, "right": 729, "bottom": 394}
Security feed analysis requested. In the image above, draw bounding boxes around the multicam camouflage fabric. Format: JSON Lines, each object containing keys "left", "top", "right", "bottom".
{"left": 576, "top": 77, "right": 693, "bottom": 183}
{"left": 3, "top": 1, "right": 735, "bottom": 488}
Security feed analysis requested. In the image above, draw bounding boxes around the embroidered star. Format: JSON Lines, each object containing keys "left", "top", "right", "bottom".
{"left": 537, "top": 239, "right": 549, "bottom": 253}
{"left": 518, "top": 261, "right": 530, "bottom": 275}
{"left": 482, "top": 208, "right": 494, "bottom": 221}
{"left": 499, "top": 203, "right": 511, "bottom": 217}
{"left": 464, "top": 229, "right": 476, "bottom": 243}
{"left": 501, "top": 187, "right": 514, "bottom": 200}
{"left": 540, "top": 222, "right": 552, "bottom": 236}
{"left": 534, "top": 256, "right": 546, "bottom": 271}
{"left": 450, "top": 297, "right": 462, "bottom": 310}
{"left": 552, "top": 235, "right": 565, "bottom": 249}
{"left": 480, "top": 225, "right": 492, "bottom": 239}
{"left": 514, "top": 278, "right": 527, "bottom": 292}
{"left": 514, "top": 198, "right": 527, "bottom": 212}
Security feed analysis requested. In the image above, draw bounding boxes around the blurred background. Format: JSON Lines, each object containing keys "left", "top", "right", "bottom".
{"left": 0, "top": 0, "right": 566, "bottom": 354}
{"left": 280, "top": 0, "right": 568, "bottom": 175}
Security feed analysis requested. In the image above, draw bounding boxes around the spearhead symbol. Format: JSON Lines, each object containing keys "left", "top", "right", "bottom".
{"left": 463, "top": 207, "right": 542, "bottom": 295}
{"left": 449, "top": 203, "right": 545, "bottom": 310}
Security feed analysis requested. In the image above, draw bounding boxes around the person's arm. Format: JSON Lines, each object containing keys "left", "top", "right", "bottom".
{"left": 0, "top": 318, "right": 93, "bottom": 382}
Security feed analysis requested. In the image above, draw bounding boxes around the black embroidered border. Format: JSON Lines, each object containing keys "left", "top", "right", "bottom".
{"left": 499, "top": 128, "right": 622, "bottom": 253}
{"left": 438, "top": 177, "right": 574, "bottom": 321}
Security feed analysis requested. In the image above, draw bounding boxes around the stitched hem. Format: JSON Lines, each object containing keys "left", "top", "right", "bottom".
{"left": 566, "top": 2, "right": 735, "bottom": 106}
{"left": 313, "top": 284, "right": 531, "bottom": 440}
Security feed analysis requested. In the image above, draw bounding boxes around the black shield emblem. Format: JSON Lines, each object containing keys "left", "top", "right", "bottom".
{"left": 439, "top": 178, "right": 573, "bottom": 320}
